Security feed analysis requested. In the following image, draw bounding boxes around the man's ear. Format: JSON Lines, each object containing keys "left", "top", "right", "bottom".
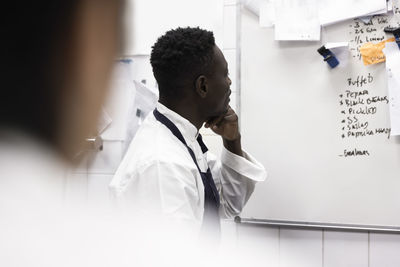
{"left": 195, "top": 75, "right": 208, "bottom": 98}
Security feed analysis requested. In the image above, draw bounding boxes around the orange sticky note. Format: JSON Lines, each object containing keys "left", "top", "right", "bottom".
{"left": 360, "top": 37, "right": 395, "bottom": 66}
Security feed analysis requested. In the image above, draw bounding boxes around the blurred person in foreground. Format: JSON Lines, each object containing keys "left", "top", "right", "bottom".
{"left": 0, "top": 1, "right": 124, "bottom": 266}
{"left": 110, "top": 27, "right": 267, "bottom": 243}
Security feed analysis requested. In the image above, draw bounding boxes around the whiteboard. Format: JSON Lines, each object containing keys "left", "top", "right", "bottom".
{"left": 240, "top": 8, "right": 400, "bottom": 226}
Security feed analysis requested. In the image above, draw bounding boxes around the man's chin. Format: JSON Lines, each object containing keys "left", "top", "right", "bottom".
{"left": 224, "top": 101, "right": 231, "bottom": 112}
{"left": 207, "top": 105, "right": 230, "bottom": 120}
{"left": 207, "top": 110, "right": 227, "bottom": 122}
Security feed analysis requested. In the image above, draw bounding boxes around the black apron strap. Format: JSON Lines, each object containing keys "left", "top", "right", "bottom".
{"left": 196, "top": 134, "right": 208, "bottom": 154}
{"left": 153, "top": 109, "right": 201, "bottom": 172}
{"left": 153, "top": 109, "right": 221, "bottom": 235}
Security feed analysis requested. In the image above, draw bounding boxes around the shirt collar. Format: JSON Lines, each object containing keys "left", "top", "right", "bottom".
{"left": 156, "top": 102, "right": 199, "bottom": 142}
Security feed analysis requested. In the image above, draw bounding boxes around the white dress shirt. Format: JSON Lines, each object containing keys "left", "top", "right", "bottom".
{"left": 109, "top": 103, "right": 267, "bottom": 233}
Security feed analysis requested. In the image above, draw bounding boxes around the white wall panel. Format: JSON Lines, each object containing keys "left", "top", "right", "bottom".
{"left": 236, "top": 224, "right": 279, "bottom": 267}
{"left": 224, "top": 0, "right": 237, "bottom": 5}
{"left": 87, "top": 174, "right": 114, "bottom": 209}
{"left": 223, "top": 5, "right": 237, "bottom": 49}
{"left": 87, "top": 141, "right": 123, "bottom": 174}
{"left": 324, "top": 231, "right": 368, "bottom": 267}
{"left": 124, "top": 0, "right": 224, "bottom": 55}
{"left": 370, "top": 233, "right": 400, "bottom": 267}
{"left": 280, "top": 229, "right": 322, "bottom": 267}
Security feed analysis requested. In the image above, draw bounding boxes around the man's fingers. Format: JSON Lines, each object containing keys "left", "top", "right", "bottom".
{"left": 215, "top": 112, "right": 237, "bottom": 127}
{"left": 223, "top": 113, "right": 238, "bottom": 122}
{"left": 206, "top": 114, "right": 225, "bottom": 128}
{"left": 206, "top": 116, "right": 220, "bottom": 126}
{"left": 205, "top": 108, "right": 237, "bottom": 128}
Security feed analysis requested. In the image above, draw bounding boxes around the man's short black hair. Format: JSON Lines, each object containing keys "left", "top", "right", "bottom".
{"left": 150, "top": 27, "right": 216, "bottom": 98}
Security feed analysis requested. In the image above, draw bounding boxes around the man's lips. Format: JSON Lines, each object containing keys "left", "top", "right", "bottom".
{"left": 225, "top": 90, "right": 232, "bottom": 104}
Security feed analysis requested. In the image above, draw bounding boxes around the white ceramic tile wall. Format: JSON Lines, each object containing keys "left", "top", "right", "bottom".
{"left": 232, "top": 225, "right": 400, "bottom": 267}
{"left": 87, "top": 140, "right": 123, "bottom": 174}
{"left": 280, "top": 229, "right": 322, "bottom": 267}
{"left": 71, "top": 152, "right": 90, "bottom": 174}
{"left": 87, "top": 174, "right": 114, "bottom": 209}
{"left": 323, "top": 231, "right": 368, "bottom": 267}
{"left": 220, "top": 220, "right": 238, "bottom": 250}
{"left": 64, "top": 172, "right": 88, "bottom": 205}
{"left": 370, "top": 233, "right": 400, "bottom": 267}
{"left": 236, "top": 224, "right": 279, "bottom": 267}
{"left": 224, "top": 0, "right": 237, "bottom": 5}
{"left": 223, "top": 5, "right": 237, "bottom": 49}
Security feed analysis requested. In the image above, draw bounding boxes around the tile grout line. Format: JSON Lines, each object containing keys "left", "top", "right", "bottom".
{"left": 322, "top": 230, "right": 325, "bottom": 267}
{"left": 224, "top": 3, "right": 238, "bottom": 7}
{"left": 368, "top": 232, "right": 370, "bottom": 267}
{"left": 86, "top": 153, "right": 90, "bottom": 201}
{"left": 278, "top": 227, "right": 281, "bottom": 267}
{"left": 235, "top": 221, "right": 239, "bottom": 250}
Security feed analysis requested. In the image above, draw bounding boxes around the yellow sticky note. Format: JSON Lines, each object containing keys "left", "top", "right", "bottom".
{"left": 360, "top": 37, "right": 395, "bottom": 66}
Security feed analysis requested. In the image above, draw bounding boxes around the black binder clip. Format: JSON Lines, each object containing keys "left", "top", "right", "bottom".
{"left": 384, "top": 26, "right": 400, "bottom": 49}
{"left": 317, "top": 46, "right": 339, "bottom": 68}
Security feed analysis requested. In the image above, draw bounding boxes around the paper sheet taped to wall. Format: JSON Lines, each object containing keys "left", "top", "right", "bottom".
{"left": 383, "top": 41, "right": 400, "bottom": 136}
{"left": 274, "top": 0, "right": 320, "bottom": 41}
{"left": 259, "top": 0, "right": 387, "bottom": 28}
{"left": 325, "top": 42, "right": 350, "bottom": 67}
{"left": 259, "top": 0, "right": 275, "bottom": 28}
{"left": 318, "top": 0, "right": 387, "bottom": 26}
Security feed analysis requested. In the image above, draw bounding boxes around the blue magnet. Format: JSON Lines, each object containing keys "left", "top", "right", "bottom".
{"left": 384, "top": 26, "right": 400, "bottom": 49}
{"left": 317, "top": 46, "right": 339, "bottom": 69}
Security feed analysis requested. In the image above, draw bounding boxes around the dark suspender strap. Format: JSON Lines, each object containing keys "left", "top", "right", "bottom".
{"left": 197, "top": 134, "right": 208, "bottom": 154}
{"left": 153, "top": 109, "right": 220, "bottom": 204}
{"left": 153, "top": 109, "right": 202, "bottom": 173}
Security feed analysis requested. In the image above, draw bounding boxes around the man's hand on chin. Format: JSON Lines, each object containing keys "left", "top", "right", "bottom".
{"left": 204, "top": 106, "right": 243, "bottom": 157}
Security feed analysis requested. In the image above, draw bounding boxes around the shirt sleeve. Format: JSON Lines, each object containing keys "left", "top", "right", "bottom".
{"left": 208, "top": 146, "right": 267, "bottom": 219}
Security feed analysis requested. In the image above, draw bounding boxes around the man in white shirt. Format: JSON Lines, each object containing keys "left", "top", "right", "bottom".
{"left": 110, "top": 27, "right": 267, "bottom": 239}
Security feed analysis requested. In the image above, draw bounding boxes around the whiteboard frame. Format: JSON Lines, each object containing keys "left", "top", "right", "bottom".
{"left": 235, "top": 217, "right": 400, "bottom": 234}
{"left": 236, "top": 4, "right": 400, "bottom": 232}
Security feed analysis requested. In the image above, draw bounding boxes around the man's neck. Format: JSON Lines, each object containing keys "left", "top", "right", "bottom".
{"left": 159, "top": 98, "right": 204, "bottom": 130}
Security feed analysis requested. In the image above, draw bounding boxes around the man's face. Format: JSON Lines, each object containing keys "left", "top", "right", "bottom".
{"left": 203, "top": 45, "right": 232, "bottom": 119}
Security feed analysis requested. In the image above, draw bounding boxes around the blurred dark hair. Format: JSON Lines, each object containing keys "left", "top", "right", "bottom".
{"left": 0, "top": 2, "right": 79, "bottom": 144}
{"left": 150, "top": 27, "right": 216, "bottom": 99}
